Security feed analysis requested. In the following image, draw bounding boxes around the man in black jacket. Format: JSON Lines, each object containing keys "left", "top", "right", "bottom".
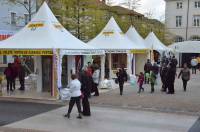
{"left": 160, "top": 63, "right": 168, "bottom": 92}
{"left": 144, "top": 59, "right": 152, "bottom": 84}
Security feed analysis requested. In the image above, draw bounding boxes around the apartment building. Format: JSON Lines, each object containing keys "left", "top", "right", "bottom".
{"left": 165, "top": 0, "right": 200, "bottom": 42}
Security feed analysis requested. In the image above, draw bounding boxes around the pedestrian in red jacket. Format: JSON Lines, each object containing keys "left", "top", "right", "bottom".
{"left": 137, "top": 72, "right": 144, "bottom": 93}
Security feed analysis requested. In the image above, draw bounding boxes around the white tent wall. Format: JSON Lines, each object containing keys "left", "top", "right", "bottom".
{"left": 127, "top": 53, "right": 133, "bottom": 75}
{"left": 135, "top": 53, "right": 148, "bottom": 75}
{"left": 34, "top": 56, "right": 43, "bottom": 92}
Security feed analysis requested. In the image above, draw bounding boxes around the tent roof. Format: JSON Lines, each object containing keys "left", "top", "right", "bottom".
{"left": 125, "top": 26, "right": 149, "bottom": 50}
{"left": 0, "top": 2, "right": 96, "bottom": 50}
{"left": 145, "top": 32, "right": 170, "bottom": 52}
{"left": 88, "top": 17, "right": 141, "bottom": 52}
{"left": 168, "top": 41, "right": 200, "bottom": 53}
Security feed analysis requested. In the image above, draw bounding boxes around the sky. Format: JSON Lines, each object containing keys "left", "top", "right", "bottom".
{"left": 110, "top": 0, "right": 166, "bottom": 20}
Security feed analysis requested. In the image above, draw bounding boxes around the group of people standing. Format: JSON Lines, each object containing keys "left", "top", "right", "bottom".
{"left": 143, "top": 55, "right": 191, "bottom": 94}
{"left": 4, "top": 60, "right": 26, "bottom": 92}
{"left": 65, "top": 62, "right": 101, "bottom": 119}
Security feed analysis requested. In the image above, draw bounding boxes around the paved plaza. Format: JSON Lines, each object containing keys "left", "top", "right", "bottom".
{"left": 3, "top": 106, "right": 198, "bottom": 132}
{"left": 0, "top": 69, "right": 200, "bottom": 132}
{"left": 90, "top": 70, "right": 200, "bottom": 116}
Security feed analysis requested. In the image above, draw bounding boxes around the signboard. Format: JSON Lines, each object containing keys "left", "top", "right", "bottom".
{"left": 60, "top": 50, "right": 105, "bottom": 55}
{"left": 0, "top": 50, "right": 53, "bottom": 56}
{"left": 130, "top": 49, "right": 147, "bottom": 54}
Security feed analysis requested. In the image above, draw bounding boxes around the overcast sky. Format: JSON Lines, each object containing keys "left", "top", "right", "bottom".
{"left": 111, "top": 0, "right": 166, "bottom": 20}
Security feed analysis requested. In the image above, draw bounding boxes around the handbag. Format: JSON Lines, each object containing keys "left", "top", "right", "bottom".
{"left": 115, "top": 78, "right": 119, "bottom": 84}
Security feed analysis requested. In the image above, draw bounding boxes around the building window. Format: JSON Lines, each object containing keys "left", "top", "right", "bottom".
{"left": 24, "top": 14, "right": 29, "bottom": 25}
{"left": 193, "top": 15, "right": 200, "bottom": 26}
{"left": 190, "top": 35, "right": 200, "bottom": 41}
{"left": 10, "top": 12, "right": 16, "bottom": 25}
{"left": 176, "top": 16, "right": 182, "bottom": 27}
{"left": 175, "top": 36, "right": 184, "bottom": 42}
{"left": 195, "top": 1, "right": 200, "bottom": 8}
{"left": 177, "top": 2, "right": 183, "bottom": 9}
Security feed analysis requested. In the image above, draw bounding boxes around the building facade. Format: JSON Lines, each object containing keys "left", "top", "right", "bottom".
{"left": 165, "top": 0, "right": 200, "bottom": 42}
{"left": 0, "top": 0, "right": 36, "bottom": 64}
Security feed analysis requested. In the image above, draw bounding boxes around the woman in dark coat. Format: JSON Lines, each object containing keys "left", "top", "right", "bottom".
{"left": 79, "top": 67, "right": 91, "bottom": 116}
{"left": 116, "top": 67, "right": 127, "bottom": 96}
{"left": 166, "top": 63, "right": 176, "bottom": 94}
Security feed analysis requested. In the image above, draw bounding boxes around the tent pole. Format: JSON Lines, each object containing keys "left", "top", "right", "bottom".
{"left": 100, "top": 55, "right": 105, "bottom": 81}
{"left": 108, "top": 53, "right": 112, "bottom": 79}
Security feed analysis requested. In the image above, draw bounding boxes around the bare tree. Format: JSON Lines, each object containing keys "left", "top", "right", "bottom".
{"left": 6, "top": 0, "right": 37, "bottom": 22}
{"left": 121, "top": 0, "right": 141, "bottom": 25}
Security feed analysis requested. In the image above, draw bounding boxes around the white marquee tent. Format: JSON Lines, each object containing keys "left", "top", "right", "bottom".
{"left": 125, "top": 26, "right": 149, "bottom": 74}
{"left": 126, "top": 26, "right": 148, "bottom": 50}
{"left": 88, "top": 17, "right": 142, "bottom": 51}
{"left": 0, "top": 2, "right": 104, "bottom": 96}
{"left": 168, "top": 41, "right": 200, "bottom": 53}
{"left": 145, "top": 32, "right": 170, "bottom": 52}
{"left": 88, "top": 17, "right": 140, "bottom": 77}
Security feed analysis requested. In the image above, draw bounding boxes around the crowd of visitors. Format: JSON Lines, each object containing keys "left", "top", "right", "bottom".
{"left": 140, "top": 55, "right": 192, "bottom": 94}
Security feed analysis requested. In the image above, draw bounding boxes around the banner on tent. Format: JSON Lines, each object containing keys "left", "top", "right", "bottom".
{"left": 0, "top": 50, "right": 53, "bottom": 56}
{"left": 60, "top": 50, "right": 104, "bottom": 55}
{"left": 130, "top": 49, "right": 147, "bottom": 54}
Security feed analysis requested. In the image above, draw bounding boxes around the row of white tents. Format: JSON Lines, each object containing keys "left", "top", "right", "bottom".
{"left": 0, "top": 2, "right": 170, "bottom": 97}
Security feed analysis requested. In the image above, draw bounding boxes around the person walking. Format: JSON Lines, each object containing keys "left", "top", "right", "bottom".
{"left": 4, "top": 63, "right": 14, "bottom": 92}
{"left": 116, "top": 67, "right": 127, "bottom": 96}
{"left": 79, "top": 67, "right": 91, "bottom": 116}
{"left": 166, "top": 63, "right": 176, "bottom": 94}
{"left": 160, "top": 63, "right": 168, "bottom": 92}
{"left": 178, "top": 63, "right": 190, "bottom": 92}
{"left": 64, "top": 74, "right": 82, "bottom": 119}
{"left": 92, "top": 65, "right": 100, "bottom": 96}
{"left": 137, "top": 72, "right": 144, "bottom": 93}
{"left": 149, "top": 70, "right": 156, "bottom": 93}
{"left": 18, "top": 63, "right": 26, "bottom": 91}
{"left": 144, "top": 59, "right": 152, "bottom": 84}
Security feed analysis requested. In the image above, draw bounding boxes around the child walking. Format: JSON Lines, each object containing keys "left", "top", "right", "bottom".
{"left": 137, "top": 72, "right": 144, "bottom": 93}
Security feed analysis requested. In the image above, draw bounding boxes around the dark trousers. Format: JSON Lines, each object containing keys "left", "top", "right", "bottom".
{"left": 19, "top": 78, "right": 25, "bottom": 90}
{"left": 119, "top": 83, "right": 124, "bottom": 95}
{"left": 93, "top": 83, "right": 99, "bottom": 96}
{"left": 6, "top": 78, "right": 13, "bottom": 91}
{"left": 161, "top": 78, "right": 166, "bottom": 92}
{"left": 192, "top": 66, "right": 196, "bottom": 74}
{"left": 138, "top": 85, "right": 144, "bottom": 93}
{"left": 167, "top": 82, "right": 175, "bottom": 94}
{"left": 182, "top": 79, "right": 188, "bottom": 91}
{"left": 144, "top": 72, "right": 150, "bottom": 84}
{"left": 82, "top": 96, "right": 91, "bottom": 116}
{"left": 12, "top": 79, "right": 16, "bottom": 90}
{"left": 67, "top": 96, "right": 82, "bottom": 114}
{"left": 151, "top": 83, "right": 154, "bottom": 93}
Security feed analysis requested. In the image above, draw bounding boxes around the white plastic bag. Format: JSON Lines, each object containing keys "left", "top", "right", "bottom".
{"left": 100, "top": 79, "right": 113, "bottom": 89}
{"left": 59, "top": 88, "right": 71, "bottom": 100}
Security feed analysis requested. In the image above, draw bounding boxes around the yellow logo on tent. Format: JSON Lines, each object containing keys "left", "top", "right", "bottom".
{"left": 28, "top": 23, "right": 44, "bottom": 28}
{"left": 103, "top": 31, "right": 114, "bottom": 36}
